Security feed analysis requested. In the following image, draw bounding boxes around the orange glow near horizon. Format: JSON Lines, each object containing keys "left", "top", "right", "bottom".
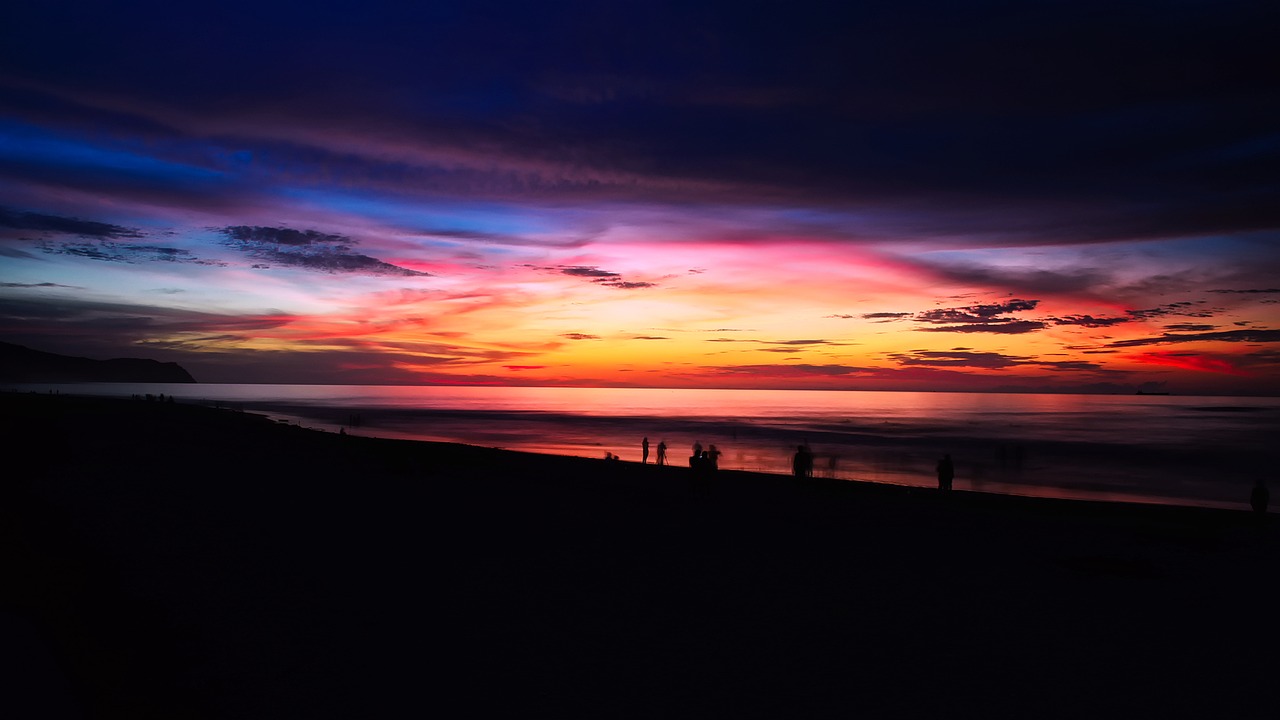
{"left": 51, "top": 230, "right": 1268, "bottom": 394}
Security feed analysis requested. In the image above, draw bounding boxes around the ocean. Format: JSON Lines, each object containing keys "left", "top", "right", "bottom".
{"left": 16, "top": 383, "right": 1277, "bottom": 510}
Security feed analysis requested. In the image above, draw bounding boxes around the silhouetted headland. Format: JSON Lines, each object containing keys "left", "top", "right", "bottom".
{"left": 0, "top": 342, "right": 195, "bottom": 383}
{"left": 3, "top": 391, "right": 1275, "bottom": 719}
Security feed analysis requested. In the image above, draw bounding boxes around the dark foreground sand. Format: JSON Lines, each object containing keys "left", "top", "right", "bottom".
{"left": 3, "top": 392, "right": 1276, "bottom": 718}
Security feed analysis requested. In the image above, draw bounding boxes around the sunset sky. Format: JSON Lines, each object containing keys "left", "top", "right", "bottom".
{"left": 2, "top": 0, "right": 1278, "bottom": 393}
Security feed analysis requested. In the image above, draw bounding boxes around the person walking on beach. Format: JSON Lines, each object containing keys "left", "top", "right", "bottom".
{"left": 642, "top": 437, "right": 650, "bottom": 464}
{"left": 656, "top": 440, "right": 667, "bottom": 466}
{"left": 937, "top": 454, "right": 955, "bottom": 491}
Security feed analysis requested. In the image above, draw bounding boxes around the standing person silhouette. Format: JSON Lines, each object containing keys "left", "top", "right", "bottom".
{"left": 937, "top": 454, "right": 955, "bottom": 491}
{"left": 792, "top": 445, "right": 812, "bottom": 478}
{"left": 656, "top": 440, "right": 667, "bottom": 466}
{"left": 1251, "top": 478, "right": 1269, "bottom": 514}
{"left": 642, "top": 437, "right": 650, "bottom": 464}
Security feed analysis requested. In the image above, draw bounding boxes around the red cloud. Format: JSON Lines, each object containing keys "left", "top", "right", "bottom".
{"left": 1125, "top": 352, "right": 1249, "bottom": 376}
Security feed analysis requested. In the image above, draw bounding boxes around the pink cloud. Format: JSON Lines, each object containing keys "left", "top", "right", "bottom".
{"left": 1125, "top": 352, "right": 1249, "bottom": 375}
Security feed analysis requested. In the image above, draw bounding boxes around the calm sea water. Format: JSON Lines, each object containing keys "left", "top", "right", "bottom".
{"left": 17, "top": 383, "right": 1278, "bottom": 509}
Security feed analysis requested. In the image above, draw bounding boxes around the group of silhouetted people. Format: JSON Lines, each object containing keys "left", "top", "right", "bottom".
{"left": 630, "top": 439, "right": 1270, "bottom": 514}
{"left": 687, "top": 441, "right": 721, "bottom": 472}
{"left": 640, "top": 437, "right": 668, "bottom": 465}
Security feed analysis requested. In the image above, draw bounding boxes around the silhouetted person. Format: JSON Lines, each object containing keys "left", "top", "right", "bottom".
{"left": 642, "top": 437, "right": 650, "bottom": 464}
{"left": 1251, "top": 478, "right": 1269, "bottom": 514}
{"left": 937, "top": 454, "right": 955, "bottom": 491}
{"left": 687, "top": 451, "right": 713, "bottom": 498}
{"left": 793, "top": 445, "right": 813, "bottom": 478}
{"left": 707, "top": 444, "right": 721, "bottom": 470}
{"left": 656, "top": 440, "right": 667, "bottom": 466}
{"left": 692, "top": 441, "right": 703, "bottom": 459}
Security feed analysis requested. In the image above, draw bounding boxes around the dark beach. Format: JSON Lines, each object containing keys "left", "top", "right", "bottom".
{"left": 3, "top": 392, "right": 1276, "bottom": 718}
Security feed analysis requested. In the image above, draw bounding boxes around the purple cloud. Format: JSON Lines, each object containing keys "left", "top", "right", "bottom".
{"left": 556, "top": 266, "right": 655, "bottom": 290}
{"left": 1109, "top": 328, "right": 1280, "bottom": 348}
{"left": 1051, "top": 315, "right": 1130, "bottom": 328}
{"left": 908, "top": 299, "right": 1045, "bottom": 334}
{"left": 219, "top": 226, "right": 429, "bottom": 276}
{"left": 1126, "top": 302, "right": 1216, "bottom": 320}
{"left": 1, "top": 207, "right": 143, "bottom": 239}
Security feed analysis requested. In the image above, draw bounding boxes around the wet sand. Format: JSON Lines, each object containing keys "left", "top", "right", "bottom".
{"left": 3, "top": 391, "right": 1276, "bottom": 718}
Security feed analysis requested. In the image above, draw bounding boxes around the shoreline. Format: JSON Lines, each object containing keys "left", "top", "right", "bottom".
{"left": 9, "top": 384, "right": 1270, "bottom": 511}
{"left": 3, "top": 391, "right": 1277, "bottom": 718}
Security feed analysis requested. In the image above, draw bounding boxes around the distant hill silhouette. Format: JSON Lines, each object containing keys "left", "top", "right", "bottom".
{"left": 0, "top": 342, "right": 196, "bottom": 383}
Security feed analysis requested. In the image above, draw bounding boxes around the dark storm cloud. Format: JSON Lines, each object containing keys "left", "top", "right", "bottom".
{"left": 915, "top": 300, "right": 1040, "bottom": 325}
{"left": 889, "top": 349, "right": 1105, "bottom": 372}
{"left": 1109, "top": 329, "right": 1280, "bottom": 348}
{"left": 1051, "top": 315, "right": 1131, "bottom": 328}
{"left": 2, "top": 1, "right": 1276, "bottom": 244}
{"left": 218, "top": 226, "right": 429, "bottom": 277}
{"left": 1037, "top": 360, "right": 1107, "bottom": 372}
{"left": 836, "top": 312, "right": 913, "bottom": 323}
{"left": 1126, "top": 301, "right": 1216, "bottom": 320}
{"left": 911, "top": 299, "right": 1044, "bottom": 333}
{"left": 561, "top": 266, "right": 619, "bottom": 279}
{"left": 253, "top": 251, "right": 427, "bottom": 276}
{"left": 555, "top": 266, "right": 655, "bottom": 289}
{"left": 703, "top": 363, "right": 873, "bottom": 377}
{"left": 918, "top": 263, "right": 1112, "bottom": 296}
{"left": 222, "top": 226, "right": 350, "bottom": 247}
{"left": 37, "top": 241, "right": 219, "bottom": 265}
{"left": 890, "top": 350, "right": 1025, "bottom": 369}
{"left": 0, "top": 206, "right": 142, "bottom": 238}
{"left": 916, "top": 321, "right": 1046, "bottom": 335}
